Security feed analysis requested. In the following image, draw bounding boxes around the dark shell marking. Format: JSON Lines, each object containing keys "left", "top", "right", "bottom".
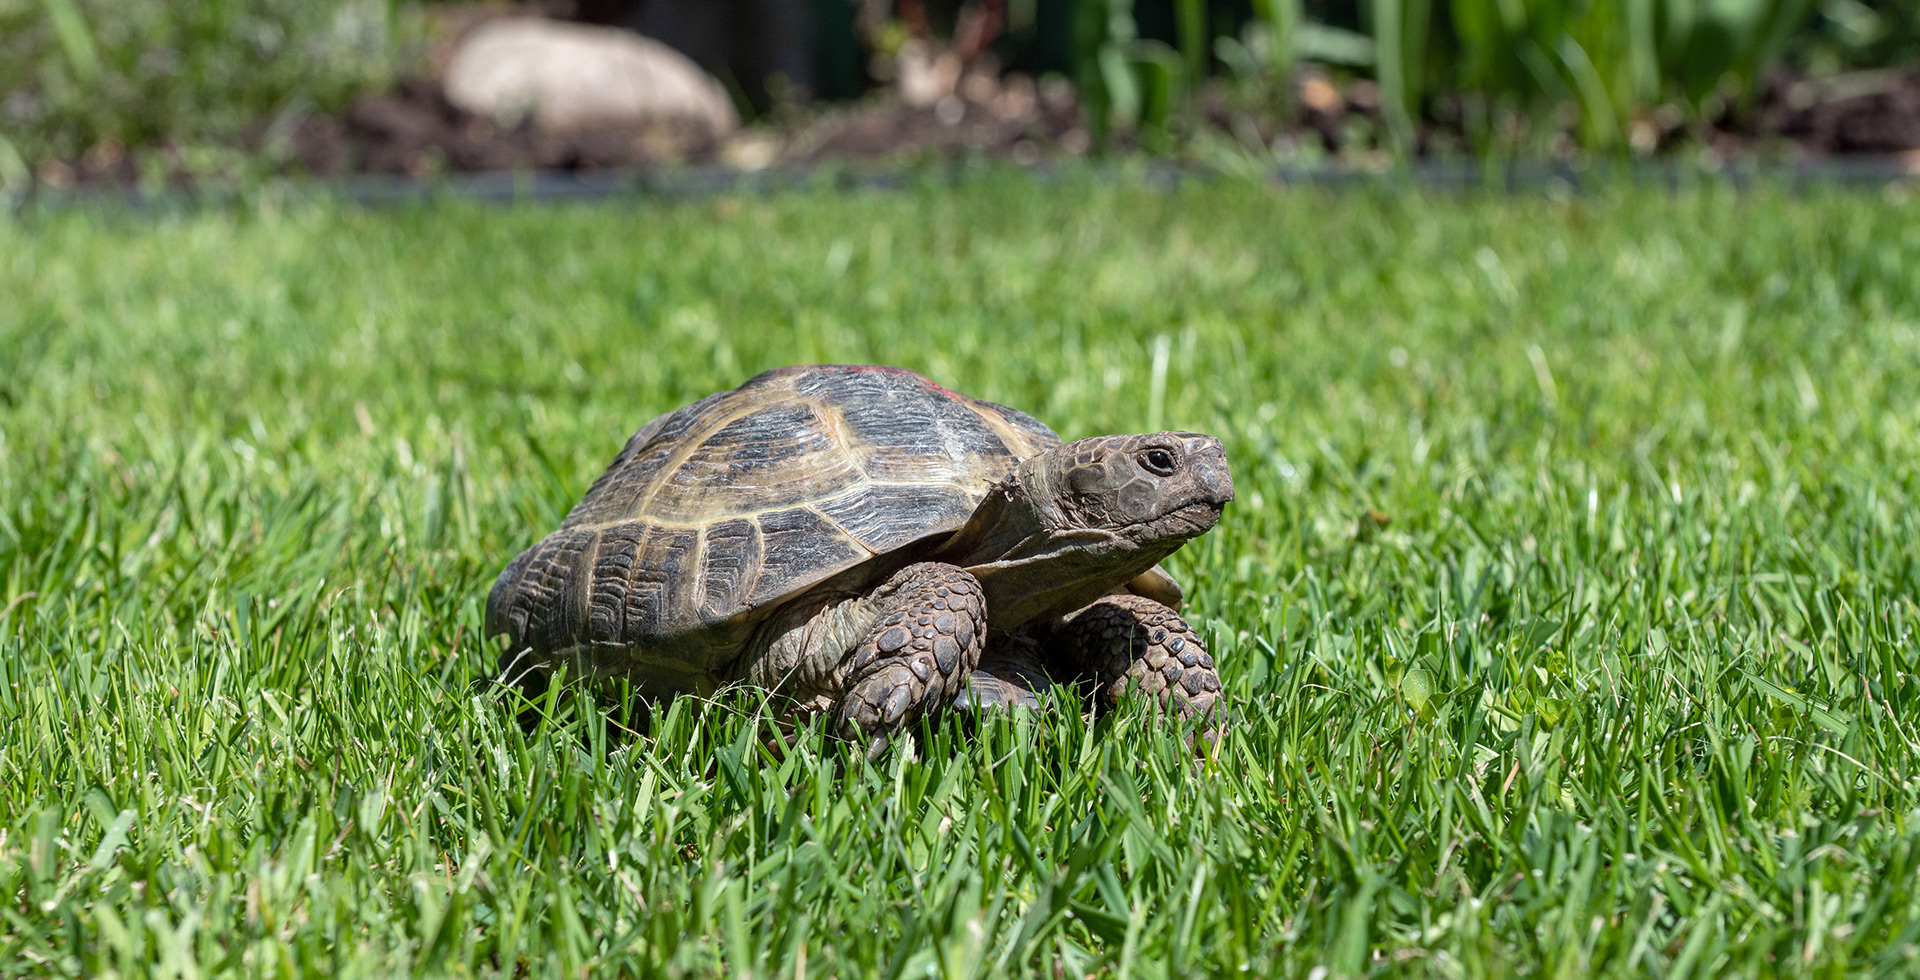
{"left": 486, "top": 365, "right": 1060, "bottom": 675}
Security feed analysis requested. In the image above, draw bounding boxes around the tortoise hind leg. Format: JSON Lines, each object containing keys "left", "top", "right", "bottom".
{"left": 836, "top": 562, "right": 988, "bottom": 742}
{"left": 483, "top": 646, "right": 554, "bottom": 733}
{"left": 1054, "top": 594, "right": 1223, "bottom": 723}
{"left": 953, "top": 631, "right": 1052, "bottom": 713}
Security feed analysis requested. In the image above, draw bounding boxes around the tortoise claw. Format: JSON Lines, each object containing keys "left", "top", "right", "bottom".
{"left": 952, "top": 669, "right": 1045, "bottom": 712}
{"left": 952, "top": 632, "right": 1054, "bottom": 713}
{"left": 834, "top": 563, "right": 987, "bottom": 740}
{"left": 1057, "top": 594, "right": 1227, "bottom": 726}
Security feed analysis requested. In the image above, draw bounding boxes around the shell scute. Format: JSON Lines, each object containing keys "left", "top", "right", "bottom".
{"left": 815, "top": 482, "right": 978, "bottom": 555}
{"left": 564, "top": 389, "right": 729, "bottom": 526}
{"left": 647, "top": 402, "right": 857, "bottom": 522}
{"left": 491, "top": 526, "right": 598, "bottom": 654}
{"left": 624, "top": 524, "right": 698, "bottom": 637}
{"left": 698, "top": 518, "right": 762, "bottom": 619}
{"left": 585, "top": 522, "right": 648, "bottom": 643}
{"left": 749, "top": 505, "right": 866, "bottom": 606}
{"left": 828, "top": 380, "right": 1011, "bottom": 484}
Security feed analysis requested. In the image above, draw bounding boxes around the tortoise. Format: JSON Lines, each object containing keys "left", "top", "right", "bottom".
{"left": 486, "top": 364, "right": 1233, "bottom": 741}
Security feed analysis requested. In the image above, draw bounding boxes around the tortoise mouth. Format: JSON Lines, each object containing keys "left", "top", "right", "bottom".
{"left": 1138, "top": 501, "right": 1225, "bottom": 540}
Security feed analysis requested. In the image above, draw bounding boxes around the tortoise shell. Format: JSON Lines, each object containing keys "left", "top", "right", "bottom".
{"left": 485, "top": 365, "right": 1060, "bottom": 680}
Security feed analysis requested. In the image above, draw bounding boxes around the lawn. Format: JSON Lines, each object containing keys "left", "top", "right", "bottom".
{"left": 4, "top": 175, "right": 1920, "bottom": 978}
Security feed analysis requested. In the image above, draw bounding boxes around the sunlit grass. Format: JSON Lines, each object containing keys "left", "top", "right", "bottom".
{"left": 4, "top": 176, "right": 1920, "bottom": 976}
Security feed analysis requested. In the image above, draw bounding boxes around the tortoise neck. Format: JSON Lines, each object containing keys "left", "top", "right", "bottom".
{"left": 933, "top": 480, "right": 1170, "bottom": 631}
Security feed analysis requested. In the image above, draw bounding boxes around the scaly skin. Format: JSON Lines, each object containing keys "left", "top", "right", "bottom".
{"left": 1054, "top": 593, "right": 1223, "bottom": 722}
{"left": 835, "top": 563, "right": 987, "bottom": 741}
{"left": 954, "top": 631, "right": 1051, "bottom": 712}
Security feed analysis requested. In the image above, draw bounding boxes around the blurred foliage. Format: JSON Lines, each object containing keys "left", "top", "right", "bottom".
{"left": 1, "top": 0, "right": 1917, "bottom": 182}
{"left": 1429, "top": 0, "right": 1813, "bottom": 150}
{"left": 1077, "top": 0, "right": 1186, "bottom": 142}
{"left": 1799, "top": 0, "right": 1920, "bottom": 69}
{"left": 0, "top": 0, "right": 404, "bottom": 188}
{"left": 1080, "top": 0, "right": 1918, "bottom": 153}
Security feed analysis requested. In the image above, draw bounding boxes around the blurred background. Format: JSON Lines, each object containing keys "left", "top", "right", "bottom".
{"left": 2, "top": 0, "right": 1917, "bottom": 191}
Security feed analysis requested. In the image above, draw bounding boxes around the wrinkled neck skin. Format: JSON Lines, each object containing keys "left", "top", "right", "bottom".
{"left": 933, "top": 463, "right": 1185, "bottom": 631}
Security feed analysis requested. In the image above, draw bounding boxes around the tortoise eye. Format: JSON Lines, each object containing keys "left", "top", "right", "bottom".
{"left": 1139, "top": 448, "right": 1177, "bottom": 476}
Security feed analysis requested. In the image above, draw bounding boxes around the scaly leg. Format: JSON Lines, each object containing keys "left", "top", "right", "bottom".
{"left": 1054, "top": 593, "right": 1223, "bottom": 721}
{"left": 836, "top": 562, "right": 988, "bottom": 740}
{"left": 953, "top": 631, "right": 1052, "bottom": 712}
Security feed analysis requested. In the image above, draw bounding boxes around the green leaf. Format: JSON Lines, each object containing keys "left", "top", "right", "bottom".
{"left": 1400, "top": 667, "right": 1436, "bottom": 711}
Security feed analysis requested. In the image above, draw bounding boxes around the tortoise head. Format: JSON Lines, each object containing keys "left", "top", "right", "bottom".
{"left": 1038, "top": 432, "right": 1234, "bottom": 541}
{"left": 940, "top": 432, "right": 1234, "bottom": 628}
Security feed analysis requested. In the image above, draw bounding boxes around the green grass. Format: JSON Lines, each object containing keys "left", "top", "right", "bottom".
{"left": 4, "top": 175, "right": 1920, "bottom": 977}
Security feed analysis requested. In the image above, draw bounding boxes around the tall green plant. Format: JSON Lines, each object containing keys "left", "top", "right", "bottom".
{"left": 1075, "top": 0, "right": 1186, "bottom": 148}
{"left": 0, "top": 0, "right": 402, "bottom": 186}
{"left": 1174, "top": 0, "right": 1208, "bottom": 84}
{"left": 1806, "top": 0, "right": 1920, "bottom": 67}
{"left": 1248, "top": 0, "right": 1304, "bottom": 96}
{"left": 1369, "top": 0, "right": 1432, "bottom": 155}
{"left": 1443, "top": 0, "right": 1814, "bottom": 149}
{"left": 1207, "top": 0, "right": 1825, "bottom": 154}
{"left": 38, "top": 0, "right": 102, "bottom": 82}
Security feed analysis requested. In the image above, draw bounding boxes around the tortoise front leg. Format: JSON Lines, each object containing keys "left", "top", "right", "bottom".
{"left": 836, "top": 562, "right": 987, "bottom": 741}
{"left": 1054, "top": 593, "right": 1223, "bottom": 722}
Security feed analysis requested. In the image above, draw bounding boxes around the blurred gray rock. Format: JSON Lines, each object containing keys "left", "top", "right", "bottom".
{"left": 444, "top": 18, "right": 739, "bottom": 141}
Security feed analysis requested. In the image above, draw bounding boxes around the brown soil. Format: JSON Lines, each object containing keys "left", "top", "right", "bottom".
{"left": 772, "top": 74, "right": 1087, "bottom": 165}
{"left": 1754, "top": 68, "right": 1920, "bottom": 154}
{"left": 266, "top": 65, "right": 1920, "bottom": 184}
